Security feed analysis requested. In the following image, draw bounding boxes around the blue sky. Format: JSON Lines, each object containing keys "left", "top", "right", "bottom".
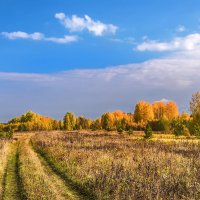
{"left": 1, "top": 0, "right": 200, "bottom": 72}
{"left": 1, "top": 0, "right": 200, "bottom": 121}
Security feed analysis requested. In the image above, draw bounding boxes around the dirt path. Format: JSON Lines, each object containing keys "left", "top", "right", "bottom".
{"left": 34, "top": 149, "right": 81, "bottom": 200}
{"left": 21, "top": 134, "right": 81, "bottom": 200}
{"left": 1, "top": 133, "right": 83, "bottom": 200}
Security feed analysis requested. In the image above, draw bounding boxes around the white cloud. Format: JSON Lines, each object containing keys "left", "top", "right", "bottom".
{"left": 45, "top": 35, "right": 78, "bottom": 44}
{"left": 136, "top": 33, "right": 200, "bottom": 51}
{"left": 1, "top": 50, "right": 200, "bottom": 87}
{"left": 159, "top": 98, "right": 170, "bottom": 103}
{"left": 1, "top": 31, "right": 78, "bottom": 44}
{"left": 110, "top": 37, "right": 135, "bottom": 44}
{"left": 176, "top": 25, "right": 186, "bottom": 32}
{"left": 2, "top": 31, "right": 44, "bottom": 40}
{"left": 1, "top": 49, "right": 200, "bottom": 121}
{"left": 55, "top": 13, "right": 118, "bottom": 36}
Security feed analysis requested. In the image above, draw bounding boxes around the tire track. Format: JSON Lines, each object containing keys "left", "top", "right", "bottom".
{"left": 18, "top": 134, "right": 81, "bottom": 200}
{"left": 2, "top": 142, "right": 26, "bottom": 200}
{"left": 32, "top": 146, "right": 96, "bottom": 200}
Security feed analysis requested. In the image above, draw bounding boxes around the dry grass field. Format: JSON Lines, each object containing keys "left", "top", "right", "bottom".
{"left": 0, "top": 131, "right": 200, "bottom": 200}
{"left": 32, "top": 131, "right": 200, "bottom": 200}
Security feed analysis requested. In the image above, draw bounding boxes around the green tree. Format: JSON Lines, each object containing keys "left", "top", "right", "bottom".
{"left": 116, "top": 120, "right": 123, "bottom": 134}
{"left": 144, "top": 124, "right": 153, "bottom": 139}
{"left": 91, "top": 119, "right": 102, "bottom": 130}
{"left": 21, "top": 111, "right": 36, "bottom": 122}
{"left": 63, "top": 112, "right": 76, "bottom": 131}
{"left": 170, "top": 118, "right": 190, "bottom": 136}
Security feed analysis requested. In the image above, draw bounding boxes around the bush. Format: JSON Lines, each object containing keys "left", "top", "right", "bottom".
{"left": 128, "top": 128, "right": 134, "bottom": 135}
{"left": 148, "top": 119, "right": 170, "bottom": 132}
{"left": 144, "top": 124, "right": 152, "bottom": 139}
{"left": 170, "top": 119, "right": 190, "bottom": 136}
{"left": 0, "top": 131, "right": 13, "bottom": 139}
{"left": 117, "top": 127, "right": 123, "bottom": 134}
{"left": 117, "top": 123, "right": 123, "bottom": 134}
{"left": 18, "top": 123, "right": 28, "bottom": 132}
{"left": 189, "top": 123, "right": 200, "bottom": 137}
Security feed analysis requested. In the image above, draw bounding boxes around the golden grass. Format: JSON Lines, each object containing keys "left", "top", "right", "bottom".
{"left": 32, "top": 131, "right": 200, "bottom": 200}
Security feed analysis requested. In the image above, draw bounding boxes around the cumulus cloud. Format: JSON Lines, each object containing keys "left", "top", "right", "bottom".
{"left": 1, "top": 50, "right": 200, "bottom": 121}
{"left": 55, "top": 13, "right": 118, "bottom": 36}
{"left": 1, "top": 31, "right": 78, "bottom": 44}
{"left": 136, "top": 33, "right": 200, "bottom": 51}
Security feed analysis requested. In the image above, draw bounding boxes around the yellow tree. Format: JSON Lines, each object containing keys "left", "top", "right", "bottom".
{"left": 134, "top": 101, "right": 154, "bottom": 123}
{"left": 179, "top": 112, "right": 191, "bottom": 121}
{"left": 165, "top": 101, "right": 178, "bottom": 120}
{"left": 113, "top": 110, "right": 126, "bottom": 121}
{"left": 152, "top": 101, "right": 166, "bottom": 120}
{"left": 101, "top": 112, "right": 115, "bottom": 131}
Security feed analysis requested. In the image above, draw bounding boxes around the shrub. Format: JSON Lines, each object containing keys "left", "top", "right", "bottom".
{"left": 117, "top": 127, "right": 123, "bottom": 134}
{"left": 144, "top": 124, "right": 153, "bottom": 139}
{"left": 170, "top": 119, "right": 190, "bottom": 136}
{"left": 148, "top": 119, "right": 170, "bottom": 132}
{"left": 0, "top": 131, "right": 13, "bottom": 139}
{"left": 189, "top": 123, "right": 200, "bottom": 137}
{"left": 128, "top": 127, "right": 133, "bottom": 135}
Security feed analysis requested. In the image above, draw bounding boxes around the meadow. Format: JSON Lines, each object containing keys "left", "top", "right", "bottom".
{"left": 0, "top": 131, "right": 200, "bottom": 200}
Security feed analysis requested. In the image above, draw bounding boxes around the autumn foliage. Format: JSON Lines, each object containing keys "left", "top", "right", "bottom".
{"left": 3, "top": 96, "right": 200, "bottom": 137}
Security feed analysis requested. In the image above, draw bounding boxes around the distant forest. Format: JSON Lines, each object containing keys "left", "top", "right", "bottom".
{"left": 1, "top": 92, "right": 200, "bottom": 137}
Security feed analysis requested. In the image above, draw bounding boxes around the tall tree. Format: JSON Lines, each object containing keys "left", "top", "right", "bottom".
{"left": 190, "top": 92, "right": 200, "bottom": 123}
{"left": 63, "top": 112, "right": 76, "bottom": 131}
{"left": 76, "top": 116, "right": 92, "bottom": 129}
{"left": 165, "top": 101, "right": 178, "bottom": 120}
{"left": 134, "top": 101, "right": 154, "bottom": 123}
{"left": 101, "top": 112, "right": 115, "bottom": 131}
{"left": 91, "top": 118, "right": 102, "bottom": 130}
{"left": 152, "top": 101, "right": 166, "bottom": 120}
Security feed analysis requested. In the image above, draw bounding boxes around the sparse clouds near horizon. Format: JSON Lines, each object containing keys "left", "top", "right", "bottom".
{"left": 0, "top": 50, "right": 199, "bottom": 121}
{"left": 136, "top": 33, "right": 200, "bottom": 52}
{"left": 55, "top": 13, "right": 118, "bottom": 36}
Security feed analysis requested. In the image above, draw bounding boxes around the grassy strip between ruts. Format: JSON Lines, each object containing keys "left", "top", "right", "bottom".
{"left": 31, "top": 140, "right": 97, "bottom": 200}
{"left": 2, "top": 142, "right": 27, "bottom": 200}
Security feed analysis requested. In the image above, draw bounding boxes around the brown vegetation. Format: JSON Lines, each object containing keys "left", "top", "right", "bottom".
{"left": 32, "top": 131, "right": 200, "bottom": 200}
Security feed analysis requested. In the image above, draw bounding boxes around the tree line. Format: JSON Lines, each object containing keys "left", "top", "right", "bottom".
{"left": 1, "top": 92, "right": 200, "bottom": 137}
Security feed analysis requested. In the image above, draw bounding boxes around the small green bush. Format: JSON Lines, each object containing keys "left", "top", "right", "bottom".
{"left": 144, "top": 124, "right": 152, "bottom": 139}
{"left": 128, "top": 128, "right": 133, "bottom": 135}
{"left": 0, "top": 131, "right": 13, "bottom": 139}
